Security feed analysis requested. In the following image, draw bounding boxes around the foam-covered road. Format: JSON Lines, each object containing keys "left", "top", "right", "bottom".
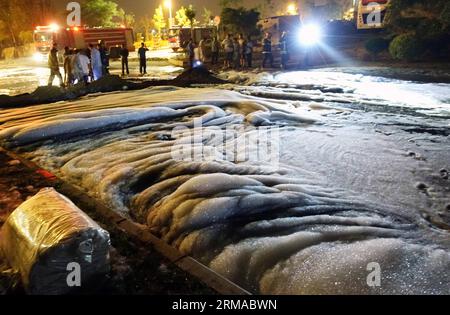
{"left": 0, "top": 70, "right": 449, "bottom": 294}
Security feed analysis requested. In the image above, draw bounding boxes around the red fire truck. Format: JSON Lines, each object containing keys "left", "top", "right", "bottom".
{"left": 33, "top": 24, "right": 135, "bottom": 62}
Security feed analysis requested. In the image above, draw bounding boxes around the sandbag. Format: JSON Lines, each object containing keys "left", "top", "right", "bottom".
{"left": 0, "top": 188, "right": 110, "bottom": 294}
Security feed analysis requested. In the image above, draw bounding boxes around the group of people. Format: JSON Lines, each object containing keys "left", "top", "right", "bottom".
{"left": 186, "top": 31, "right": 292, "bottom": 70}
{"left": 48, "top": 41, "right": 131, "bottom": 87}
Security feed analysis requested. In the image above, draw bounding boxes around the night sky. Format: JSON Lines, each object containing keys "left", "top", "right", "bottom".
{"left": 52, "top": 0, "right": 267, "bottom": 20}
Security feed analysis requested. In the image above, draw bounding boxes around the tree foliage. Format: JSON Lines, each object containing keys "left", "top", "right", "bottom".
{"left": 175, "top": 7, "right": 190, "bottom": 27}
{"left": 221, "top": 7, "right": 261, "bottom": 36}
{"left": 185, "top": 5, "right": 197, "bottom": 28}
{"left": 153, "top": 5, "right": 166, "bottom": 34}
{"left": 386, "top": 0, "right": 449, "bottom": 59}
{"left": 81, "top": 0, "right": 122, "bottom": 27}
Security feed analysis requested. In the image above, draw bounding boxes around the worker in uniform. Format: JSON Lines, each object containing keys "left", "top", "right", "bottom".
{"left": 47, "top": 43, "right": 63, "bottom": 87}
{"left": 279, "top": 31, "right": 290, "bottom": 70}
{"left": 262, "top": 32, "right": 273, "bottom": 68}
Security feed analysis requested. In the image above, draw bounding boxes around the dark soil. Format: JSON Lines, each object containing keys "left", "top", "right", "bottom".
{"left": 0, "top": 149, "right": 215, "bottom": 295}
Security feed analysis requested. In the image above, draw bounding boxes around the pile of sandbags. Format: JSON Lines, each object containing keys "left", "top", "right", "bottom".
{"left": 0, "top": 188, "right": 110, "bottom": 294}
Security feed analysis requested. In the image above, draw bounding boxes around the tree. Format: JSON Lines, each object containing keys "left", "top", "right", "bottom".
{"left": 175, "top": 7, "right": 190, "bottom": 27}
{"left": 219, "top": 0, "right": 240, "bottom": 9}
{"left": 185, "top": 5, "right": 197, "bottom": 38}
{"left": 118, "top": 8, "right": 135, "bottom": 28}
{"left": 386, "top": 0, "right": 450, "bottom": 58}
{"left": 138, "top": 15, "right": 153, "bottom": 41}
{"left": 221, "top": 7, "right": 261, "bottom": 36}
{"left": 202, "top": 8, "right": 213, "bottom": 26}
{"left": 81, "top": 0, "right": 121, "bottom": 27}
{"left": 0, "top": 0, "right": 29, "bottom": 47}
{"left": 153, "top": 5, "right": 166, "bottom": 35}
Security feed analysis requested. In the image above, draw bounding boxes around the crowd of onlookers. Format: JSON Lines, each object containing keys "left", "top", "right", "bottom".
{"left": 48, "top": 31, "right": 293, "bottom": 87}
{"left": 185, "top": 31, "right": 292, "bottom": 70}
{"left": 48, "top": 41, "right": 131, "bottom": 87}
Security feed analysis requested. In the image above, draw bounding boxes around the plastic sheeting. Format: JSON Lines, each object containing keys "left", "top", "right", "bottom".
{"left": 0, "top": 188, "right": 110, "bottom": 294}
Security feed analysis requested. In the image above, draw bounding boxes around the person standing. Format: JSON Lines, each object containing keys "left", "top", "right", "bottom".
{"left": 262, "top": 32, "right": 273, "bottom": 68}
{"left": 198, "top": 37, "right": 207, "bottom": 63}
{"left": 90, "top": 43, "right": 102, "bottom": 81}
{"left": 99, "top": 41, "right": 109, "bottom": 76}
{"left": 138, "top": 42, "right": 149, "bottom": 75}
{"left": 75, "top": 49, "right": 91, "bottom": 84}
{"left": 245, "top": 36, "right": 254, "bottom": 68}
{"left": 186, "top": 39, "right": 195, "bottom": 68}
{"left": 63, "top": 47, "right": 73, "bottom": 87}
{"left": 47, "top": 43, "right": 63, "bottom": 87}
{"left": 232, "top": 37, "right": 240, "bottom": 69}
{"left": 120, "top": 44, "right": 130, "bottom": 76}
{"left": 238, "top": 34, "right": 246, "bottom": 69}
{"left": 211, "top": 36, "right": 220, "bottom": 65}
{"left": 222, "top": 34, "right": 234, "bottom": 69}
{"left": 279, "top": 31, "right": 290, "bottom": 70}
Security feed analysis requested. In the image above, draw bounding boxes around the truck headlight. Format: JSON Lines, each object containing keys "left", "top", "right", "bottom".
{"left": 33, "top": 53, "right": 44, "bottom": 62}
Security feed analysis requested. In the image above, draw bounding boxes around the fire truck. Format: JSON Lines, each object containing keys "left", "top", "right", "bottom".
{"left": 33, "top": 24, "right": 135, "bottom": 62}
{"left": 355, "top": 0, "right": 390, "bottom": 30}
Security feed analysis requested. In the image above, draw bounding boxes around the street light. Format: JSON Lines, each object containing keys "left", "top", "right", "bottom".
{"left": 287, "top": 3, "right": 297, "bottom": 15}
{"left": 164, "top": 0, "right": 173, "bottom": 29}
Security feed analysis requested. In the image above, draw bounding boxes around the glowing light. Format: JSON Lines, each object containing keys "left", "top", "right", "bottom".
{"left": 287, "top": 3, "right": 297, "bottom": 15}
{"left": 193, "top": 60, "right": 203, "bottom": 68}
{"left": 164, "top": 0, "right": 172, "bottom": 9}
{"left": 299, "top": 23, "right": 322, "bottom": 46}
{"left": 49, "top": 23, "right": 60, "bottom": 32}
{"left": 33, "top": 53, "right": 45, "bottom": 62}
{"left": 73, "top": 26, "right": 80, "bottom": 32}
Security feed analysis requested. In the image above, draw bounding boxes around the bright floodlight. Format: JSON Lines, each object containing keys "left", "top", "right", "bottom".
{"left": 49, "top": 23, "right": 60, "bottom": 32}
{"left": 299, "top": 23, "right": 322, "bottom": 46}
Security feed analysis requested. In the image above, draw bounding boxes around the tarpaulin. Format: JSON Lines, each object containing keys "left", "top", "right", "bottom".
{"left": 0, "top": 188, "right": 110, "bottom": 294}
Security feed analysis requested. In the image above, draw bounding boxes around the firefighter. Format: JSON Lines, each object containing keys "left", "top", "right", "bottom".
{"left": 48, "top": 43, "right": 63, "bottom": 87}
{"left": 120, "top": 44, "right": 130, "bottom": 77}
{"left": 138, "top": 42, "right": 149, "bottom": 75}
{"left": 90, "top": 43, "right": 102, "bottom": 81}
{"left": 279, "top": 31, "right": 290, "bottom": 70}
{"left": 262, "top": 32, "right": 274, "bottom": 68}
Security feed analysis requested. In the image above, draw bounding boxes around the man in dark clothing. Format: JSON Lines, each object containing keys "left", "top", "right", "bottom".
{"left": 138, "top": 42, "right": 149, "bottom": 75}
{"left": 262, "top": 32, "right": 273, "bottom": 68}
{"left": 186, "top": 39, "right": 195, "bottom": 69}
{"left": 120, "top": 44, "right": 130, "bottom": 76}
{"left": 48, "top": 43, "right": 63, "bottom": 87}
{"left": 98, "top": 41, "right": 109, "bottom": 75}
{"left": 279, "top": 31, "right": 290, "bottom": 70}
{"left": 245, "top": 36, "right": 254, "bottom": 68}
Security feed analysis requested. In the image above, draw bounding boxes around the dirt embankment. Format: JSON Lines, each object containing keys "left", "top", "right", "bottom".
{"left": 0, "top": 67, "right": 227, "bottom": 109}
